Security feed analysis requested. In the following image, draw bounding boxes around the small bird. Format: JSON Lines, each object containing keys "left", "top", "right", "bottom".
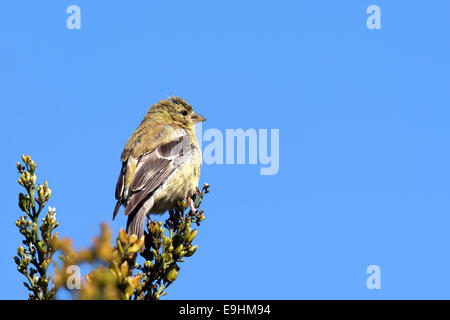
{"left": 113, "top": 96, "right": 206, "bottom": 240}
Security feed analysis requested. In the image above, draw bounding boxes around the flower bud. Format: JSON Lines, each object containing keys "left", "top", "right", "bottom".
{"left": 165, "top": 266, "right": 178, "bottom": 282}
{"left": 45, "top": 187, "right": 52, "bottom": 200}
{"left": 116, "top": 239, "right": 124, "bottom": 254}
{"left": 183, "top": 225, "right": 192, "bottom": 242}
{"left": 118, "top": 228, "right": 128, "bottom": 244}
{"left": 38, "top": 278, "right": 48, "bottom": 287}
{"left": 129, "top": 234, "right": 138, "bottom": 243}
{"left": 120, "top": 261, "right": 129, "bottom": 277}
{"left": 174, "top": 244, "right": 183, "bottom": 256}
{"left": 184, "top": 245, "right": 198, "bottom": 257}
{"left": 36, "top": 241, "right": 44, "bottom": 253}
{"left": 189, "top": 230, "right": 198, "bottom": 243}
{"left": 38, "top": 186, "right": 45, "bottom": 201}
{"left": 128, "top": 242, "right": 143, "bottom": 254}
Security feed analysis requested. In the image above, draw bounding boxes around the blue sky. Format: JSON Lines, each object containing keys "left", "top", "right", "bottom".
{"left": 1, "top": 1, "right": 450, "bottom": 299}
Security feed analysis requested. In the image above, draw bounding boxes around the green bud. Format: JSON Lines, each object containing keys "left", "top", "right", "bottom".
{"left": 38, "top": 277, "right": 48, "bottom": 287}
{"left": 18, "top": 194, "right": 30, "bottom": 212}
{"left": 184, "top": 245, "right": 198, "bottom": 257}
{"left": 36, "top": 241, "right": 44, "bottom": 253}
{"left": 189, "top": 230, "right": 198, "bottom": 243}
{"left": 45, "top": 187, "right": 52, "bottom": 200}
{"left": 20, "top": 173, "right": 27, "bottom": 185}
{"left": 165, "top": 266, "right": 178, "bottom": 282}
{"left": 129, "top": 234, "right": 138, "bottom": 243}
{"left": 165, "top": 253, "right": 173, "bottom": 262}
{"left": 120, "top": 261, "right": 129, "bottom": 277}
{"left": 174, "top": 244, "right": 183, "bottom": 256}
{"left": 162, "top": 235, "right": 170, "bottom": 245}
{"left": 38, "top": 187, "right": 45, "bottom": 201}
{"left": 128, "top": 241, "right": 143, "bottom": 254}
{"left": 118, "top": 228, "right": 128, "bottom": 245}
{"left": 183, "top": 225, "right": 192, "bottom": 242}
{"left": 117, "top": 239, "right": 124, "bottom": 254}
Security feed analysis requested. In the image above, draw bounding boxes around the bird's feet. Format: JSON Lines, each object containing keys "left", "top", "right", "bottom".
{"left": 187, "top": 196, "right": 196, "bottom": 213}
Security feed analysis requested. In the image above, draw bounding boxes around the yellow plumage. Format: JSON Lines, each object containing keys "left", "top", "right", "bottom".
{"left": 113, "top": 97, "right": 206, "bottom": 240}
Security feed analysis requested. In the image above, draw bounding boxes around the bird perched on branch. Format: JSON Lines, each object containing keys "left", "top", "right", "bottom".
{"left": 113, "top": 96, "right": 206, "bottom": 240}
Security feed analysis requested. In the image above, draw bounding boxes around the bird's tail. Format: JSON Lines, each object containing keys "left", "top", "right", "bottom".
{"left": 113, "top": 200, "right": 121, "bottom": 220}
{"left": 126, "top": 205, "right": 147, "bottom": 242}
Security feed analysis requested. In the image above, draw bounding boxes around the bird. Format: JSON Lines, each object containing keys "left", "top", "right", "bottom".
{"left": 113, "top": 96, "right": 206, "bottom": 241}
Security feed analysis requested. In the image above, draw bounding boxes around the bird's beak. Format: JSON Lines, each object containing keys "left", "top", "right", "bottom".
{"left": 191, "top": 112, "right": 206, "bottom": 123}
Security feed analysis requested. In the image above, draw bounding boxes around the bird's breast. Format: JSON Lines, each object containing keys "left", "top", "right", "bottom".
{"left": 150, "top": 146, "right": 201, "bottom": 214}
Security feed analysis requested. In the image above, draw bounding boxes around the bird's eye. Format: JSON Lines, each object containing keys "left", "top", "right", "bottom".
{"left": 181, "top": 110, "right": 188, "bottom": 116}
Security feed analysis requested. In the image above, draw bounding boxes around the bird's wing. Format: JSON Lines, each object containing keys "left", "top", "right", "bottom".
{"left": 115, "top": 163, "right": 125, "bottom": 201}
{"left": 122, "top": 132, "right": 190, "bottom": 216}
{"left": 113, "top": 163, "right": 127, "bottom": 219}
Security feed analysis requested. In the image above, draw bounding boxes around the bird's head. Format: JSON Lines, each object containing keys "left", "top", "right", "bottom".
{"left": 145, "top": 96, "right": 206, "bottom": 130}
